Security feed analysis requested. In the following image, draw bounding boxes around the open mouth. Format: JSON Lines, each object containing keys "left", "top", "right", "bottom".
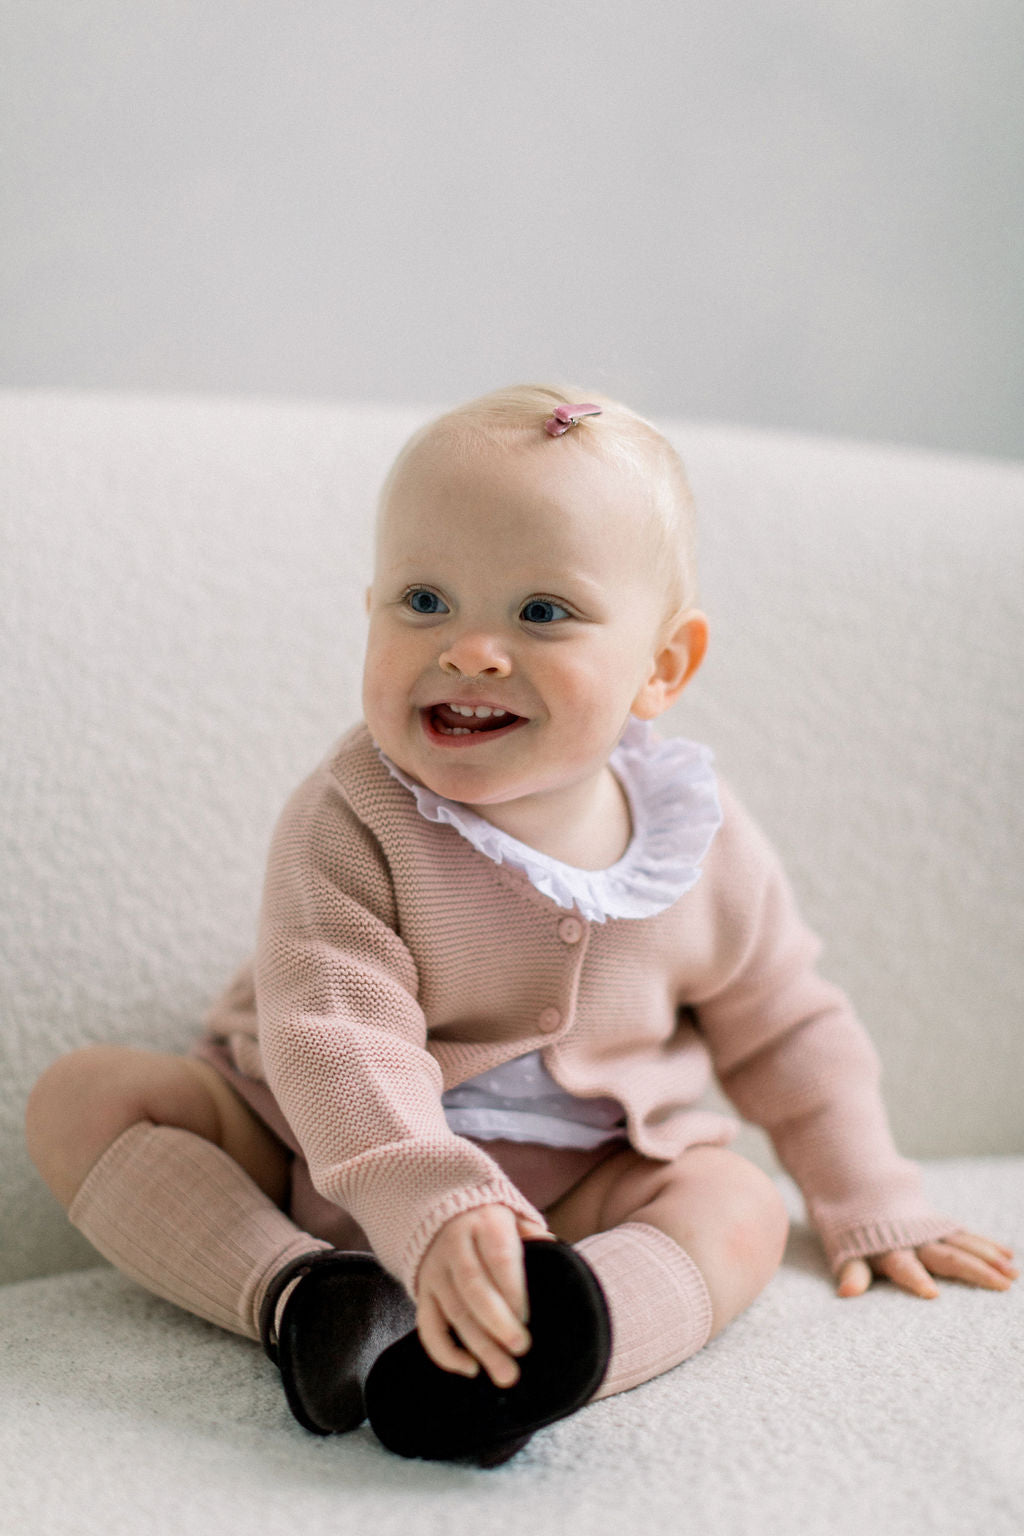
{"left": 422, "top": 702, "right": 529, "bottom": 745}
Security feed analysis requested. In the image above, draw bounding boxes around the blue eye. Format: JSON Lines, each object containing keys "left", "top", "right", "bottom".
{"left": 521, "top": 599, "right": 570, "bottom": 624}
{"left": 405, "top": 588, "right": 448, "bottom": 615}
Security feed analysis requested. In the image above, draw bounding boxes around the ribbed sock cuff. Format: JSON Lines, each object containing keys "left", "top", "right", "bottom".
{"left": 69, "top": 1121, "right": 330, "bottom": 1339}
{"left": 575, "top": 1220, "right": 713, "bottom": 1400}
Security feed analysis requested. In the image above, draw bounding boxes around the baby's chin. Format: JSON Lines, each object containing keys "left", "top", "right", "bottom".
{"left": 364, "top": 726, "right": 504, "bottom": 802}
{"left": 402, "top": 748, "right": 541, "bottom": 811}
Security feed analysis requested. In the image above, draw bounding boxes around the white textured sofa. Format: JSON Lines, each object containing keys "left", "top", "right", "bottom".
{"left": 2, "top": 391, "right": 1022, "bottom": 1536}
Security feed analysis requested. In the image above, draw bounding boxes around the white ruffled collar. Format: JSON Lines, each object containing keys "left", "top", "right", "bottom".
{"left": 375, "top": 717, "right": 722, "bottom": 923}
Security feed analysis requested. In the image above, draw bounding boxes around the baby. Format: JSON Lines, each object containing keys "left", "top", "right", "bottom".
{"left": 25, "top": 385, "right": 1017, "bottom": 1464}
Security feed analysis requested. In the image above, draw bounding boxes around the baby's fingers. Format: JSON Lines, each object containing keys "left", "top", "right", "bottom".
{"left": 416, "top": 1292, "right": 479, "bottom": 1378}
{"left": 873, "top": 1249, "right": 939, "bottom": 1298}
{"left": 416, "top": 1281, "right": 525, "bottom": 1388}
{"left": 938, "top": 1230, "right": 1018, "bottom": 1277}
{"left": 474, "top": 1213, "right": 536, "bottom": 1326}
{"left": 917, "top": 1240, "right": 1016, "bottom": 1291}
{"left": 442, "top": 1299, "right": 524, "bottom": 1389}
{"left": 836, "top": 1258, "right": 873, "bottom": 1297}
{"left": 430, "top": 1264, "right": 528, "bottom": 1388}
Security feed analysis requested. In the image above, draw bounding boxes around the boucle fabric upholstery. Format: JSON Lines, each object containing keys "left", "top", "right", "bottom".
{"left": 1, "top": 391, "right": 1021, "bottom": 1535}
{"left": 2, "top": 1162, "right": 1021, "bottom": 1536}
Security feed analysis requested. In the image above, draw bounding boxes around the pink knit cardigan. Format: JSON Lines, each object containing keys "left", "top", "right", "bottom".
{"left": 203, "top": 723, "right": 957, "bottom": 1294}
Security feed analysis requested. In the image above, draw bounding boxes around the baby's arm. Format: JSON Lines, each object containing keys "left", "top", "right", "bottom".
{"left": 694, "top": 783, "right": 994, "bottom": 1289}
{"left": 255, "top": 762, "right": 544, "bottom": 1298}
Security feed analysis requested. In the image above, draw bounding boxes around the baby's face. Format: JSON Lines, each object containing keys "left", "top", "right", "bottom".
{"left": 363, "top": 432, "right": 677, "bottom": 815}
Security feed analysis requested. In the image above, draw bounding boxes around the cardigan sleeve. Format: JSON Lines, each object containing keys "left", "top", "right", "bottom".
{"left": 254, "top": 763, "right": 543, "bottom": 1295}
{"left": 692, "top": 785, "right": 959, "bottom": 1273}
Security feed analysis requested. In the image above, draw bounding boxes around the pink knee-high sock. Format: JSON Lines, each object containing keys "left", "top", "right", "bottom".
{"left": 574, "top": 1221, "right": 713, "bottom": 1400}
{"left": 67, "top": 1122, "right": 331, "bottom": 1340}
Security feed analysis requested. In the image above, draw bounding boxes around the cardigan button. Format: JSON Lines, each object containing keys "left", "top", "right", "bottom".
{"left": 538, "top": 1007, "right": 562, "bottom": 1033}
{"left": 557, "top": 917, "right": 583, "bottom": 945}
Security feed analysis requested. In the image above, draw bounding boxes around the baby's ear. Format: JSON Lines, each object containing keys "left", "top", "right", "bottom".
{"left": 631, "top": 610, "right": 709, "bottom": 720}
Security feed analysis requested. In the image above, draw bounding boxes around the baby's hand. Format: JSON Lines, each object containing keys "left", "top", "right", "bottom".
{"left": 837, "top": 1229, "right": 1018, "bottom": 1299}
{"left": 415, "top": 1205, "right": 553, "bottom": 1387}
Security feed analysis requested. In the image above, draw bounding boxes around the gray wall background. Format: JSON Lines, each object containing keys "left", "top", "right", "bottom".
{"left": 2, "top": 1, "right": 1022, "bottom": 459}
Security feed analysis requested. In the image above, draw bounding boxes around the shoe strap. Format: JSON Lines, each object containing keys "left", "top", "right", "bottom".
{"left": 258, "top": 1249, "right": 340, "bottom": 1365}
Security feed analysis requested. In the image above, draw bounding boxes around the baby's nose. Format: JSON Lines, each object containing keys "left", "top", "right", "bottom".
{"left": 438, "top": 630, "right": 512, "bottom": 678}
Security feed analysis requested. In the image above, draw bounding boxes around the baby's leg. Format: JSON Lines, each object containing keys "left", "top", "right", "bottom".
{"left": 25, "top": 1045, "right": 329, "bottom": 1338}
{"left": 544, "top": 1144, "right": 789, "bottom": 1399}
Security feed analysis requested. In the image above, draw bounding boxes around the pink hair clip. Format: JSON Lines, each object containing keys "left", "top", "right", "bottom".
{"left": 544, "top": 402, "right": 603, "bottom": 437}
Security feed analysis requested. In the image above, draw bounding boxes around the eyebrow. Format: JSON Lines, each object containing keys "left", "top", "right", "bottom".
{"left": 386, "top": 554, "right": 604, "bottom": 591}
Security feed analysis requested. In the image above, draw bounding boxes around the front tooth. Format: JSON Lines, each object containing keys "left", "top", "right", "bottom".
{"left": 447, "top": 703, "right": 508, "bottom": 718}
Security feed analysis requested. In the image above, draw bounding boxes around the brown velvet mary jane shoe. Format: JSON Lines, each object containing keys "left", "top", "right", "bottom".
{"left": 364, "top": 1239, "right": 612, "bottom": 1466}
{"left": 259, "top": 1249, "right": 416, "bottom": 1435}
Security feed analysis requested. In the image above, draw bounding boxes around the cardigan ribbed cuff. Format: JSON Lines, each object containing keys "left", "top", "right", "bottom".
{"left": 821, "top": 1211, "right": 963, "bottom": 1274}
{"left": 398, "top": 1177, "right": 546, "bottom": 1297}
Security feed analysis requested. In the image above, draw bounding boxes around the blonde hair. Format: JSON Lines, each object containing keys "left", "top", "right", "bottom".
{"left": 379, "top": 384, "right": 699, "bottom": 620}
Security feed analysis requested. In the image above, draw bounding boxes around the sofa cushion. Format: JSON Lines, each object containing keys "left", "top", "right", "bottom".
{"left": 2, "top": 1161, "right": 1020, "bottom": 1536}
